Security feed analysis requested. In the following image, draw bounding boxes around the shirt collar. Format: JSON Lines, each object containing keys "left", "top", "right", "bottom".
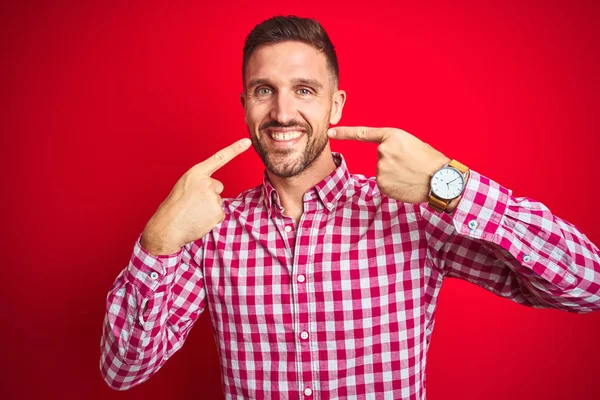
{"left": 262, "top": 152, "right": 351, "bottom": 218}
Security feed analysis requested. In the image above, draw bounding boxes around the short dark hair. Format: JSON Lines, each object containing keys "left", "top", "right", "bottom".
{"left": 242, "top": 15, "right": 339, "bottom": 87}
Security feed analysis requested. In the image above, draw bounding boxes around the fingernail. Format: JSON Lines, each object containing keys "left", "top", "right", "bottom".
{"left": 328, "top": 129, "right": 336, "bottom": 137}
{"left": 241, "top": 138, "right": 251, "bottom": 147}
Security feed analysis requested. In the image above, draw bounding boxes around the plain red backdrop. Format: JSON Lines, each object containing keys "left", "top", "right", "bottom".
{"left": 2, "top": 1, "right": 599, "bottom": 399}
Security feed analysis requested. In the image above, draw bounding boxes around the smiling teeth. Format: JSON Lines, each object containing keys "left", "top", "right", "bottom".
{"left": 270, "top": 131, "right": 303, "bottom": 141}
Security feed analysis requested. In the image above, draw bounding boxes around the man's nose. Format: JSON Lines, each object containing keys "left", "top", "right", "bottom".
{"left": 270, "top": 92, "right": 296, "bottom": 125}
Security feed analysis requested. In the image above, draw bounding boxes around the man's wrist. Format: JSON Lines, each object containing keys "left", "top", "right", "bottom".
{"left": 140, "top": 233, "right": 181, "bottom": 257}
{"left": 445, "top": 196, "right": 462, "bottom": 214}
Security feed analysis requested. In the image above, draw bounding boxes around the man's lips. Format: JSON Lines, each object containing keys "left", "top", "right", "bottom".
{"left": 265, "top": 129, "right": 306, "bottom": 142}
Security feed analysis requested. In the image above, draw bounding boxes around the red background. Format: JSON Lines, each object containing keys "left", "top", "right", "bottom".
{"left": 2, "top": 1, "right": 599, "bottom": 399}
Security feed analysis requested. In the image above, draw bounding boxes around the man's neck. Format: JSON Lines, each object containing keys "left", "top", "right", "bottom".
{"left": 268, "top": 149, "right": 337, "bottom": 225}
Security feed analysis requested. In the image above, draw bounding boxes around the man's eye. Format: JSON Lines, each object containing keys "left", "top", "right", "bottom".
{"left": 297, "top": 88, "right": 312, "bottom": 95}
{"left": 256, "top": 88, "right": 273, "bottom": 95}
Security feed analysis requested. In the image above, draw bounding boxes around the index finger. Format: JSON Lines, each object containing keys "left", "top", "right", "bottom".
{"left": 327, "top": 126, "right": 389, "bottom": 143}
{"left": 197, "top": 138, "right": 252, "bottom": 176}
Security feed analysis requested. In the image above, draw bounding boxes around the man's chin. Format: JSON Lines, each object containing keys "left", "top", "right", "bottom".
{"left": 266, "top": 161, "right": 304, "bottom": 179}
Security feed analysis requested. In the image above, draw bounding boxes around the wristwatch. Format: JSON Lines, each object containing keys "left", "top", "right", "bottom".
{"left": 428, "top": 159, "right": 469, "bottom": 213}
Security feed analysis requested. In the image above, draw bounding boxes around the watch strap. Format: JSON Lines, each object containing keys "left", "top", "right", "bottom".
{"left": 428, "top": 195, "right": 449, "bottom": 213}
{"left": 448, "top": 159, "right": 468, "bottom": 174}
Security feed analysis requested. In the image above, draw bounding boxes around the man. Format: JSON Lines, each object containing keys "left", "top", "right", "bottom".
{"left": 100, "top": 15, "right": 600, "bottom": 399}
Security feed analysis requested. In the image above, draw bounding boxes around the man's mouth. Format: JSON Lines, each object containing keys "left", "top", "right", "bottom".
{"left": 267, "top": 130, "right": 305, "bottom": 142}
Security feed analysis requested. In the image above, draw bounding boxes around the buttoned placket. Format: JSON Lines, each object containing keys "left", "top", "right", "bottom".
{"left": 291, "top": 191, "right": 325, "bottom": 398}
{"left": 273, "top": 194, "right": 316, "bottom": 398}
{"left": 272, "top": 190, "right": 297, "bottom": 256}
{"left": 270, "top": 188, "right": 329, "bottom": 398}
{"left": 269, "top": 193, "right": 308, "bottom": 396}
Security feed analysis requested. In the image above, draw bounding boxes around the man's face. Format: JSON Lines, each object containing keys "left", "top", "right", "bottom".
{"left": 242, "top": 41, "right": 345, "bottom": 178}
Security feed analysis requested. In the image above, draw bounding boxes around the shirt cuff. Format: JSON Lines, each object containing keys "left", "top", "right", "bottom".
{"left": 451, "top": 170, "right": 511, "bottom": 240}
{"left": 451, "top": 171, "right": 580, "bottom": 291}
{"left": 124, "top": 234, "right": 184, "bottom": 298}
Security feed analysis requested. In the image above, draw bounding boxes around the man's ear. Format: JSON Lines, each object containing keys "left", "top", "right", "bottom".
{"left": 240, "top": 92, "right": 248, "bottom": 124}
{"left": 329, "top": 90, "right": 346, "bottom": 125}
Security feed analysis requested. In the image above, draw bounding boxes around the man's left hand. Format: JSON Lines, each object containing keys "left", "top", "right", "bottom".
{"left": 328, "top": 126, "right": 450, "bottom": 204}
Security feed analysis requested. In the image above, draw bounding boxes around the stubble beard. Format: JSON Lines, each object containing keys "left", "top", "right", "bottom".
{"left": 250, "top": 118, "right": 330, "bottom": 179}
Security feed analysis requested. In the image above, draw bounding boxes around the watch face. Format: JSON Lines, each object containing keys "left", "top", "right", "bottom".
{"left": 431, "top": 167, "right": 465, "bottom": 200}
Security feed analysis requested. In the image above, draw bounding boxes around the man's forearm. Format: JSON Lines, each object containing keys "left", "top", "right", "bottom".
{"left": 100, "top": 237, "right": 207, "bottom": 389}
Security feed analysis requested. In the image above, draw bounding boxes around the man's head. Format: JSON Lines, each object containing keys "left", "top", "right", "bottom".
{"left": 242, "top": 16, "right": 340, "bottom": 88}
{"left": 241, "top": 16, "right": 346, "bottom": 179}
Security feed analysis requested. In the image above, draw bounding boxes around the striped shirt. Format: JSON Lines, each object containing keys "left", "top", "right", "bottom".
{"left": 100, "top": 153, "right": 600, "bottom": 399}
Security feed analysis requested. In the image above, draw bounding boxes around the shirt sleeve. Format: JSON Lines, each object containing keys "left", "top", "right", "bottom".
{"left": 420, "top": 170, "right": 600, "bottom": 313}
{"left": 99, "top": 235, "right": 207, "bottom": 390}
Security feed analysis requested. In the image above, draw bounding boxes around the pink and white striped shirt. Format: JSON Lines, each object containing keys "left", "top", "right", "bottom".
{"left": 100, "top": 153, "right": 600, "bottom": 399}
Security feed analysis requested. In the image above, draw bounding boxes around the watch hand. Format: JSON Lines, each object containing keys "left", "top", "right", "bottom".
{"left": 447, "top": 177, "right": 461, "bottom": 184}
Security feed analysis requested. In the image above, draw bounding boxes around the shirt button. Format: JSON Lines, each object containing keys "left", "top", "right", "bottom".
{"left": 149, "top": 271, "right": 159, "bottom": 280}
{"left": 284, "top": 225, "right": 292, "bottom": 233}
{"left": 297, "top": 274, "right": 306, "bottom": 283}
{"left": 300, "top": 331, "right": 309, "bottom": 340}
{"left": 468, "top": 220, "right": 478, "bottom": 229}
{"left": 304, "top": 387, "right": 313, "bottom": 396}
{"left": 523, "top": 255, "right": 531, "bottom": 262}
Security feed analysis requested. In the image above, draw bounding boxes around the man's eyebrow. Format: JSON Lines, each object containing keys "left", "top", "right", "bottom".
{"left": 290, "top": 78, "right": 324, "bottom": 89}
{"left": 246, "top": 78, "right": 324, "bottom": 90}
{"left": 247, "top": 78, "right": 272, "bottom": 88}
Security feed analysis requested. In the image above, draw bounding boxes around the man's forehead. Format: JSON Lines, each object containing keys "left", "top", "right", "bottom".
{"left": 251, "top": 40, "right": 323, "bottom": 57}
{"left": 245, "top": 41, "right": 329, "bottom": 83}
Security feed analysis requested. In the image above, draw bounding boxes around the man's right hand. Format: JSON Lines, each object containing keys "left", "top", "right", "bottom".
{"left": 140, "top": 138, "right": 252, "bottom": 256}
